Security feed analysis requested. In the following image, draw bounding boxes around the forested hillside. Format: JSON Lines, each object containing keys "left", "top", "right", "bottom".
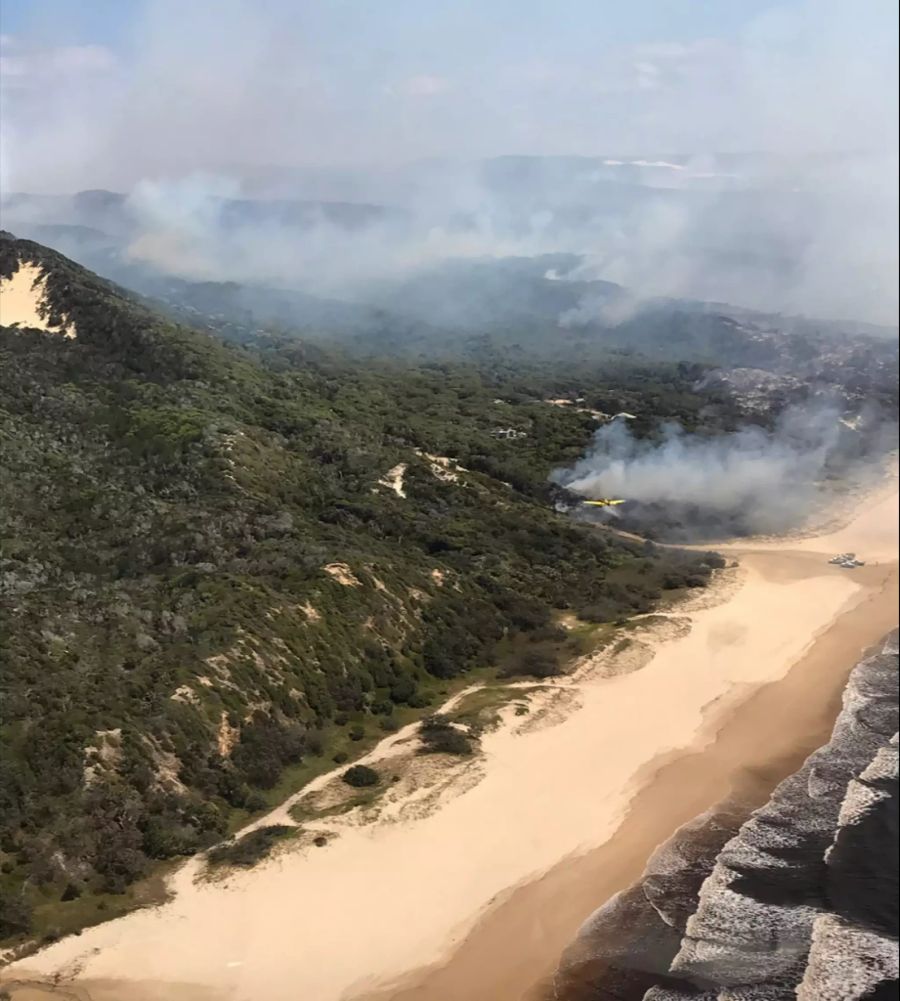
{"left": 0, "top": 233, "right": 721, "bottom": 942}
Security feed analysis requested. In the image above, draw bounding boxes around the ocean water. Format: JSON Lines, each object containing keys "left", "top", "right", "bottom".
{"left": 552, "top": 632, "right": 899, "bottom": 1001}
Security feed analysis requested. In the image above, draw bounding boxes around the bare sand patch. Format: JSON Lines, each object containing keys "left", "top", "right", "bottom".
{"left": 415, "top": 451, "right": 466, "bottom": 483}
{"left": 0, "top": 264, "right": 76, "bottom": 338}
{"left": 378, "top": 463, "right": 407, "bottom": 498}
{"left": 322, "top": 562, "right": 361, "bottom": 586}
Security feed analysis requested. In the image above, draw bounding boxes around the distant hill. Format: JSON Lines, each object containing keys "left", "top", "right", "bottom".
{"left": 1, "top": 189, "right": 401, "bottom": 236}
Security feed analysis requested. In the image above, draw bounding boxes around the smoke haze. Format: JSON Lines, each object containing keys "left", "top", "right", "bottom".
{"left": 1, "top": 1, "right": 897, "bottom": 323}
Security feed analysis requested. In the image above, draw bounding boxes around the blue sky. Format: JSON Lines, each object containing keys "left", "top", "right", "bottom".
{"left": 1, "top": 0, "right": 897, "bottom": 190}
{"left": 2, "top": 1, "right": 780, "bottom": 53}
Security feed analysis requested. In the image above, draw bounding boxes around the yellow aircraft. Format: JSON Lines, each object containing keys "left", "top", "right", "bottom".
{"left": 583, "top": 498, "right": 626, "bottom": 508}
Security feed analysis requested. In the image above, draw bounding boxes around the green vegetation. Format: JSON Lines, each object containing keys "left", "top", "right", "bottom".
{"left": 0, "top": 233, "right": 723, "bottom": 943}
{"left": 342, "top": 765, "right": 379, "bottom": 788}
{"left": 0, "top": 863, "right": 172, "bottom": 947}
{"left": 289, "top": 784, "right": 385, "bottom": 824}
{"left": 205, "top": 825, "right": 298, "bottom": 870}
{"left": 418, "top": 715, "right": 475, "bottom": 756}
{"left": 450, "top": 684, "right": 541, "bottom": 732}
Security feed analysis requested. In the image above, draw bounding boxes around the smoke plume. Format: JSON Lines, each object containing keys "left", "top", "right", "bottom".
{"left": 552, "top": 404, "right": 885, "bottom": 538}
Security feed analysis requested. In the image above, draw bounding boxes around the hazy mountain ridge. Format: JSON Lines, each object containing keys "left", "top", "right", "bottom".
{"left": 5, "top": 149, "right": 899, "bottom": 332}
{"left": 553, "top": 632, "right": 900, "bottom": 1000}
{"left": 5, "top": 205, "right": 896, "bottom": 391}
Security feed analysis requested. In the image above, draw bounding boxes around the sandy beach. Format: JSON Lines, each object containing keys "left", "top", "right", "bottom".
{"left": 3, "top": 478, "right": 897, "bottom": 1001}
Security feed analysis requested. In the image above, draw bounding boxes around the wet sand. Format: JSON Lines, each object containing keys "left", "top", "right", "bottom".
{"left": 373, "top": 557, "right": 898, "bottom": 1001}
{"left": 3, "top": 483, "right": 897, "bottom": 1001}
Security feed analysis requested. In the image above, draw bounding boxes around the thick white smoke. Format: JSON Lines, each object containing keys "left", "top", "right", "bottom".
{"left": 552, "top": 404, "right": 853, "bottom": 534}
{"left": 118, "top": 173, "right": 532, "bottom": 295}
{"left": 2, "top": 1, "right": 897, "bottom": 325}
{"left": 549, "top": 152, "right": 900, "bottom": 328}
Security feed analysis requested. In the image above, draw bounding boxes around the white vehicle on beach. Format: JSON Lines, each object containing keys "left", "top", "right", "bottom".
{"left": 828, "top": 553, "right": 866, "bottom": 568}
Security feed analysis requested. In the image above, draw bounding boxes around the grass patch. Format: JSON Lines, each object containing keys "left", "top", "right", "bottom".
{"left": 289, "top": 785, "right": 387, "bottom": 824}
{"left": 450, "top": 684, "right": 542, "bottom": 731}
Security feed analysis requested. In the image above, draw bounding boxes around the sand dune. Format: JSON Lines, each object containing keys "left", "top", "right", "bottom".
{"left": 3, "top": 477, "right": 897, "bottom": 1001}
{"left": 0, "top": 263, "right": 77, "bottom": 338}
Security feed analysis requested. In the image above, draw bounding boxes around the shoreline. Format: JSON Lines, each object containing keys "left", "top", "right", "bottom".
{"left": 3, "top": 481, "right": 897, "bottom": 1001}
{"left": 369, "top": 558, "right": 898, "bottom": 1001}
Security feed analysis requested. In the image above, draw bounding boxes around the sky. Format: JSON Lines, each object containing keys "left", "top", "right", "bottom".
{"left": 0, "top": 1, "right": 897, "bottom": 325}
{"left": 1, "top": 0, "right": 897, "bottom": 191}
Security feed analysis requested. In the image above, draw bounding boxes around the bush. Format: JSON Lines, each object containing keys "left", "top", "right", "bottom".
{"left": 528, "top": 624, "right": 567, "bottom": 643}
{"left": 501, "top": 595, "right": 551, "bottom": 631}
{"left": 61, "top": 882, "right": 82, "bottom": 902}
{"left": 516, "top": 649, "right": 561, "bottom": 679}
{"left": 332, "top": 751, "right": 349, "bottom": 764}
{"left": 577, "top": 601, "right": 621, "bottom": 623}
{"left": 662, "top": 567, "right": 712, "bottom": 590}
{"left": 0, "top": 894, "right": 32, "bottom": 938}
{"left": 342, "top": 764, "right": 379, "bottom": 788}
{"left": 231, "top": 714, "right": 306, "bottom": 790}
{"left": 348, "top": 724, "right": 365, "bottom": 742}
{"left": 206, "top": 825, "right": 296, "bottom": 869}
{"left": 389, "top": 677, "right": 417, "bottom": 704}
{"left": 243, "top": 791, "right": 269, "bottom": 813}
{"left": 418, "top": 715, "right": 473, "bottom": 756}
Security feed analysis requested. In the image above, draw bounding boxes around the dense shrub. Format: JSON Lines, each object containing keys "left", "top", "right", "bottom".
{"left": 206, "top": 825, "right": 296, "bottom": 869}
{"left": 515, "top": 649, "right": 562, "bottom": 678}
{"left": 342, "top": 765, "right": 379, "bottom": 788}
{"left": 0, "top": 895, "right": 32, "bottom": 938}
{"left": 418, "top": 715, "right": 473, "bottom": 756}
